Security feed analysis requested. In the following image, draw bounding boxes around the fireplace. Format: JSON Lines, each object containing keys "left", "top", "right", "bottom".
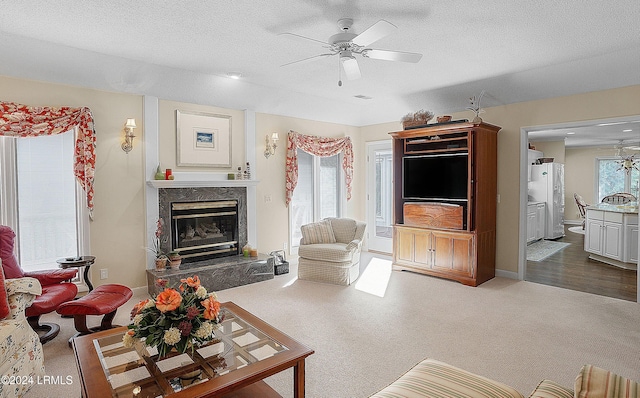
{"left": 170, "top": 200, "right": 239, "bottom": 263}
{"left": 158, "top": 187, "right": 249, "bottom": 263}
{"left": 149, "top": 184, "right": 272, "bottom": 295}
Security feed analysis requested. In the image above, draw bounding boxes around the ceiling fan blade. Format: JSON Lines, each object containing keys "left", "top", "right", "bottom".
{"left": 364, "top": 49, "right": 423, "bottom": 63}
{"left": 278, "top": 32, "right": 329, "bottom": 46}
{"left": 341, "top": 56, "right": 361, "bottom": 80}
{"left": 281, "top": 53, "right": 334, "bottom": 67}
{"left": 352, "top": 19, "right": 396, "bottom": 47}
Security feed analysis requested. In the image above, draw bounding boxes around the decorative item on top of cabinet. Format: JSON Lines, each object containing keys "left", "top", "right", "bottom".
{"left": 390, "top": 121, "right": 501, "bottom": 286}
{"left": 401, "top": 109, "right": 434, "bottom": 130}
{"left": 466, "top": 90, "right": 486, "bottom": 123}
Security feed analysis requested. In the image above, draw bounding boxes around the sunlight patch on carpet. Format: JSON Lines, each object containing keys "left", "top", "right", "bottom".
{"left": 355, "top": 257, "right": 392, "bottom": 297}
{"left": 282, "top": 277, "right": 297, "bottom": 288}
{"left": 526, "top": 240, "right": 571, "bottom": 261}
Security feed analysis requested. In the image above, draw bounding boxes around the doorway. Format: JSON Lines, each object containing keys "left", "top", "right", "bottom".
{"left": 519, "top": 116, "right": 640, "bottom": 303}
{"left": 366, "top": 141, "right": 393, "bottom": 254}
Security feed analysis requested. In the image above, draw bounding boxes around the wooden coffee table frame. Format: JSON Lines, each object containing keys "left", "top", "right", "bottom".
{"left": 72, "top": 302, "right": 314, "bottom": 398}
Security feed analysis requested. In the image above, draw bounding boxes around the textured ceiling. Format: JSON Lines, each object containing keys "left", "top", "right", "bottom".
{"left": 0, "top": 0, "right": 639, "bottom": 131}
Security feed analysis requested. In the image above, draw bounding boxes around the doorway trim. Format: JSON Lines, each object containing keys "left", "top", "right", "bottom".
{"left": 518, "top": 116, "right": 640, "bottom": 303}
{"left": 366, "top": 139, "right": 393, "bottom": 254}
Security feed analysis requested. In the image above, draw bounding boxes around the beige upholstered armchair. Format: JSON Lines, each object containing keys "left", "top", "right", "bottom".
{"left": 297, "top": 218, "right": 366, "bottom": 286}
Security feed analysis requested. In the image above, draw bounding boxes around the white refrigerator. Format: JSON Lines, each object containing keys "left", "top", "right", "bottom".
{"left": 529, "top": 163, "right": 565, "bottom": 239}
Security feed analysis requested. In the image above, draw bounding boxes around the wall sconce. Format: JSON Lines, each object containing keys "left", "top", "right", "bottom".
{"left": 121, "top": 118, "right": 136, "bottom": 154}
{"left": 264, "top": 132, "right": 279, "bottom": 158}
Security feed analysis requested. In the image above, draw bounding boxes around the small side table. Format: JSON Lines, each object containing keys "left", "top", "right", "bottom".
{"left": 56, "top": 256, "right": 96, "bottom": 292}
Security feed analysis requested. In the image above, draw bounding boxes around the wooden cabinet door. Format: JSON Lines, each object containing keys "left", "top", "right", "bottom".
{"left": 536, "top": 204, "right": 546, "bottom": 240}
{"left": 626, "top": 224, "right": 639, "bottom": 263}
{"left": 395, "top": 227, "right": 415, "bottom": 264}
{"left": 526, "top": 207, "right": 537, "bottom": 243}
{"left": 602, "top": 222, "right": 623, "bottom": 260}
{"left": 395, "top": 227, "right": 431, "bottom": 268}
{"left": 584, "top": 219, "right": 603, "bottom": 254}
{"left": 431, "top": 231, "right": 474, "bottom": 277}
{"left": 413, "top": 230, "right": 432, "bottom": 266}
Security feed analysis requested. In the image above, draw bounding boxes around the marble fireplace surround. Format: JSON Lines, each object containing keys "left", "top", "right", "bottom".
{"left": 158, "top": 186, "right": 247, "bottom": 256}
{"left": 146, "top": 174, "right": 258, "bottom": 268}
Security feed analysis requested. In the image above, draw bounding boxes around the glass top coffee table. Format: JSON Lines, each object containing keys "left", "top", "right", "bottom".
{"left": 72, "top": 302, "right": 314, "bottom": 397}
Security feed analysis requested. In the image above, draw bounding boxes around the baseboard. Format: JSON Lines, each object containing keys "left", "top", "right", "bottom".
{"left": 588, "top": 254, "right": 637, "bottom": 271}
{"left": 131, "top": 285, "right": 151, "bottom": 298}
{"left": 564, "top": 219, "right": 581, "bottom": 226}
{"left": 495, "top": 269, "right": 519, "bottom": 280}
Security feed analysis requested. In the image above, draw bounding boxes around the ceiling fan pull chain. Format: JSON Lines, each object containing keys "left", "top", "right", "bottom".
{"left": 338, "top": 56, "right": 343, "bottom": 87}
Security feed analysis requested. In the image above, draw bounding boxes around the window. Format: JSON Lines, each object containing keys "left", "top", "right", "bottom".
{"left": 0, "top": 132, "right": 89, "bottom": 272}
{"left": 596, "top": 157, "right": 640, "bottom": 202}
{"left": 289, "top": 149, "right": 343, "bottom": 249}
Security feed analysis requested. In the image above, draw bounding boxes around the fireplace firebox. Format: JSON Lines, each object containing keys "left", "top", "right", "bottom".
{"left": 170, "top": 200, "right": 239, "bottom": 263}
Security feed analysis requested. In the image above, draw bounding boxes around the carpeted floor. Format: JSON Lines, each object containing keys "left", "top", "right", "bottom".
{"left": 526, "top": 240, "right": 571, "bottom": 261}
{"left": 28, "top": 253, "right": 640, "bottom": 398}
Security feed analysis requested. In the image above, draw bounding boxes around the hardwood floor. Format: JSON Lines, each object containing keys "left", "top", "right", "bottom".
{"left": 525, "top": 225, "right": 637, "bottom": 302}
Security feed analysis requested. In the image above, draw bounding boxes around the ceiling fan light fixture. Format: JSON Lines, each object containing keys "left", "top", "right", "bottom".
{"left": 339, "top": 50, "right": 353, "bottom": 61}
{"left": 226, "top": 72, "right": 242, "bottom": 79}
{"left": 341, "top": 54, "right": 361, "bottom": 80}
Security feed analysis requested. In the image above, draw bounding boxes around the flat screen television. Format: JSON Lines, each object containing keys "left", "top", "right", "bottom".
{"left": 403, "top": 153, "right": 468, "bottom": 200}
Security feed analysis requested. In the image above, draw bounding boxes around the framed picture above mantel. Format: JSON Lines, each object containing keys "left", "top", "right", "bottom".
{"left": 176, "top": 110, "right": 232, "bottom": 167}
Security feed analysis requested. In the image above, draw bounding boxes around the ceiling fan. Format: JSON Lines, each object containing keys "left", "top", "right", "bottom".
{"left": 280, "top": 18, "right": 423, "bottom": 86}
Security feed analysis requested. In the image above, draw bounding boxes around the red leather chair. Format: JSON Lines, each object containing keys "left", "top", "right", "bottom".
{"left": 0, "top": 225, "right": 78, "bottom": 343}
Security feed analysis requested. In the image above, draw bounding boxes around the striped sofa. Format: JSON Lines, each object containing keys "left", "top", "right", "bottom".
{"left": 371, "top": 359, "right": 638, "bottom": 398}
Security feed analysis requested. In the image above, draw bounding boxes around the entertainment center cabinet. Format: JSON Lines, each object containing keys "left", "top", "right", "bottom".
{"left": 390, "top": 121, "right": 501, "bottom": 286}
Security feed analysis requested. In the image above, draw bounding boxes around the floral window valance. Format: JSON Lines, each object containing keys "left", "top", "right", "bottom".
{"left": 285, "top": 130, "right": 353, "bottom": 206}
{"left": 0, "top": 101, "right": 97, "bottom": 212}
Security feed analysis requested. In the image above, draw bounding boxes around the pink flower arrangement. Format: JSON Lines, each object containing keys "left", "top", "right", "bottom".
{"left": 123, "top": 276, "right": 221, "bottom": 357}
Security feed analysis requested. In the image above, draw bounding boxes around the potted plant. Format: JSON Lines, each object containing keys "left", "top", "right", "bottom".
{"left": 147, "top": 219, "right": 168, "bottom": 272}
{"left": 168, "top": 251, "right": 182, "bottom": 270}
{"left": 466, "top": 90, "right": 486, "bottom": 123}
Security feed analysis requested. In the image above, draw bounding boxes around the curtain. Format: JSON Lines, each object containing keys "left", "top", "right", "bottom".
{"left": 0, "top": 101, "right": 97, "bottom": 212}
{"left": 285, "top": 130, "right": 353, "bottom": 206}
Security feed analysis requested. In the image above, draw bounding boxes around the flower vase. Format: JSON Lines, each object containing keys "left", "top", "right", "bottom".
{"left": 169, "top": 258, "right": 182, "bottom": 270}
{"left": 168, "top": 252, "right": 182, "bottom": 270}
{"left": 155, "top": 257, "right": 168, "bottom": 272}
{"left": 472, "top": 115, "right": 482, "bottom": 123}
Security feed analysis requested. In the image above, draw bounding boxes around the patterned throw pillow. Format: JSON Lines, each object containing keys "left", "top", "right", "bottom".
{"left": 0, "top": 259, "right": 9, "bottom": 320}
{"left": 301, "top": 220, "right": 336, "bottom": 245}
{"left": 575, "top": 365, "right": 639, "bottom": 398}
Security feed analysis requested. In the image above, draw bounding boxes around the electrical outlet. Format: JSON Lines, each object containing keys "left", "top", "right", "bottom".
{"left": 283, "top": 242, "right": 288, "bottom": 251}
{"left": 100, "top": 269, "right": 108, "bottom": 280}
{"left": 264, "top": 194, "right": 272, "bottom": 203}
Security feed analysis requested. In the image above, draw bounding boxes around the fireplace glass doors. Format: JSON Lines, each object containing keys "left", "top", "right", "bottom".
{"left": 171, "top": 200, "right": 239, "bottom": 263}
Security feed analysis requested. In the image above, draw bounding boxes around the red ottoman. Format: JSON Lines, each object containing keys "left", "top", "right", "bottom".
{"left": 56, "top": 284, "right": 133, "bottom": 342}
